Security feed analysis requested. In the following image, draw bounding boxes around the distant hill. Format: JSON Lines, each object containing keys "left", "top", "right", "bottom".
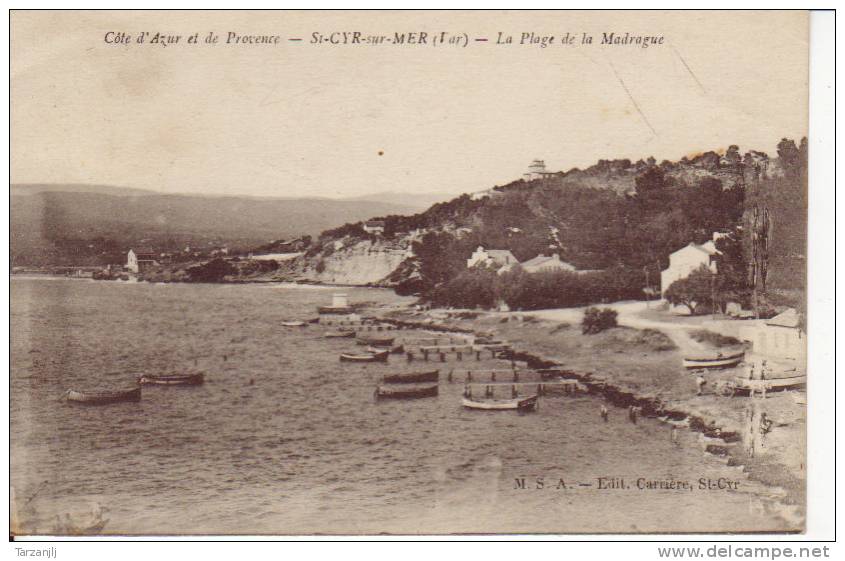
{"left": 341, "top": 190, "right": 461, "bottom": 209}
{"left": 9, "top": 184, "right": 425, "bottom": 266}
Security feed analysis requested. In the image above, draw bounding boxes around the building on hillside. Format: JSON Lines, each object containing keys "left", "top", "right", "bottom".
{"left": 126, "top": 248, "right": 159, "bottom": 274}
{"left": 523, "top": 159, "right": 558, "bottom": 181}
{"left": 467, "top": 246, "right": 518, "bottom": 274}
{"left": 738, "top": 308, "right": 806, "bottom": 364}
{"left": 520, "top": 253, "right": 577, "bottom": 274}
{"left": 660, "top": 233, "right": 727, "bottom": 295}
{"left": 363, "top": 220, "right": 386, "bottom": 235}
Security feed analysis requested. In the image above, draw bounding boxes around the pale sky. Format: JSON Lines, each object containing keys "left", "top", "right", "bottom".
{"left": 11, "top": 10, "right": 808, "bottom": 199}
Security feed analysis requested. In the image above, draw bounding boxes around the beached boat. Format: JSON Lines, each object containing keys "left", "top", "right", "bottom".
{"left": 281, "top": 320, "right": 307, "bottom": 327}
{"left": 682, "top": 350, "right": 745, "bottom": 369}
{"left": 375, "top": 384, "right": 438, "bottom": 399}
{"left": 462, "top": 395, "right": 538, "bottom": 411}
{"left": 382, "top": 370, "right": 440, "bottom": 384}
{"left": 138, "top": 373, "right": 205, "bottom": 386}
{"left": 340, "top": 350, "right": 389, "bottom": 363}
{"left": 64, "top": 387, "right": 141, "bottom": 405}
{"left": 356, "top": 335, "right": 395, "bottom": 347}
{"left": 367, "top": 344, "right": 405, "bottom": 354}
{"left": 731, "top": 374, "right": 807, "bottom": 394}
{"left": 324, "top": 330, "right": 356, "bottom": 338}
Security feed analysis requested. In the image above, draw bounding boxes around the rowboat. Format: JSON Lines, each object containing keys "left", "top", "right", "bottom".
{"left": 64, "top": 387, "right": 141, "bottom": 405}
{"left": 281, "top": 321, "right": 307, "bottom": 327}
{"left": 367, "top": 344, "right": 405, "bottom": 354}
{"left": 138, "top": 373, "right": 205, "bottom": 386}
{"left": 682, "top": 350, "right": 745, "bottom": 369}
{"left": 324, "top": 330, "right": 356, "bottom": 338}
{"left": 375, "top": 384, "right": 438, "bottom": 399}
{"left": 340, "top": 350, "right": 389, "bottom": 363}
{"left": 731, "top": 374, "right": 807, "bottom": 394}
{"left": 382, "top": 369, "right": 440, "bottom": 384}
{"left": 356, "top": 336, "right": 395, "bottom": 347}
{"left": 462, "top": 395, "right": 538, "bottom": 411}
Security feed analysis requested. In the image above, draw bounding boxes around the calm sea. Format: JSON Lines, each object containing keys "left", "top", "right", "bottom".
{"left": 11, "top": 277, "right": 792, "bottom": 534}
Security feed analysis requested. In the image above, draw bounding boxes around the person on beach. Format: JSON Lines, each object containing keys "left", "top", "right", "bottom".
{"left": 628, "top": 405, "right": 637, "bottom": 424}
{"left": 600, "top": 405, "right": 609, "bottom": 422}
{"left": 759, "top": 412, "right": 773, "bottom": 448}
{"left": 671, "top": 425, "right": 679, "bottom": 445}
{"left": 696, "top": 374, "right": 707, "bottom": 396}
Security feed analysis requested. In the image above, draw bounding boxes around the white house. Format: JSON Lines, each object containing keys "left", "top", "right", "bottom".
{"left": 126, "top": 248, "right": 159, "bottom": 274}
{"left": 523, "top": 159, "right": 558, "bottom": 181}
{"left": 467, "top": 246, "right": 518, "bottom": 274}
{"left": 660, "top": 233, "right": 726, "bottom": 295}
{"left": 363, "top": 220, "right": 385, "bottom": 235}
{"left": 739, "top": 308, "right": 806, "bottom": 364}
{"left": 520, "top": 253, "right": 577, "bottom": 274}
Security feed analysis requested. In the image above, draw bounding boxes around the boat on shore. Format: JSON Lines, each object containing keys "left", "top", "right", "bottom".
{"left": 281, "top": 320, "right": 307, "bottom": 327}
{"left": 682, "top": 350, "right": 745, "bottom": 369}
{"left": 356, "top": 335, "right": 395, "bottom": 347}
{"left": 325, "top": 330, "right": 356, "bottom": 338}
{"left": 64, "top": 387, "right": 141, "bottom": 405}
{"left": 138, "top": 373, "right": 205, "bottom": 386}
{"left": 462, "top": 395, "right": 538, "bottom": 411}
{"left": 382, "top": 370, "right": 440, "bottom": 384}
{"left": 340, "top": 350, "right": 389, "bottom": 363}
{"left": 375, "top": 384, "right": 438, "bottom": 399}
{"left": 730, "top": 374, "right": 807, "bottom": 395}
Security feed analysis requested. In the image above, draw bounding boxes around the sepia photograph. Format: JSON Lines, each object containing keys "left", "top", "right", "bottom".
{"left": 8, "top": 9, "right": 821, "bottom": 537}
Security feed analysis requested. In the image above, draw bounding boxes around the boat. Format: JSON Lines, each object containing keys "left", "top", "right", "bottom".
{"left": 382, "top": 370, "right": 440, "bottom": 384}
{"left": 730, "top": 373, "right": 807, "bottom": 395}
{"left": 375, "top": 384, "right": 438, "bottom": 399}
{"left": 281, "top": 320, "right": 307, "bottom": 327}
{"left": 682, "top": 350, "right": 745, "bottom": 369}
{"left": 356, "top": 335, "right": 395, "bottom": 347}
{"left": 462, "top": 395, "right": 538, "bottom": 411}
{"left": 64, "top": 387, "right": 141, "bottom": 405}
{"left": 324, "top": 330, "right": 356, "bottom": 338}
{"left": 138, "top": 372, "right": 205, "bottom": 386}
{"left": 367, "top": 344, "right": 405, "bottom": 354}
{"left": 340, "top": 350, "right": 389, "bottom": 363}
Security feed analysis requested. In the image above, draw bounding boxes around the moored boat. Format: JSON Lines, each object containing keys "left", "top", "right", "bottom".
{"left": 356, "top": 335, "right": 395, "bottom": 347}
{"left": 682, "top": 350, "right": 745, "bottom": 369}
{"left": 324, "top": 330, "right": 356, "bottom": 338}
{"left": 382, "top": 369, "right": 440, "bottom": 384}
{"left": 375, "top": 384, "right": 438, "bottom": 399}
{"left": 367, "top": 344, "right": 405, "bottom": 354}
{"left": 64, "top": 387, "right": 141, "bottom": 405}
{"left": 462, "top": 395, "right": 538, "bottom": 411}
{"left": 281, "top": 320, "right": 307, "bottom": 327}
{"left": 340, "top": 350, "right": 389, "bottom": 363}
{"left": 138, "top": 372, "right": 205, "bottom": 386}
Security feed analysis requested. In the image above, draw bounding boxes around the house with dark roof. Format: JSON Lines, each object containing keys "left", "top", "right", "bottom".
{"left": 520, "top": 253, "right": 577, "bottom": 274}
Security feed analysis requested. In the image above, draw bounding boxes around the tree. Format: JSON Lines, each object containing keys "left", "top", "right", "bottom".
{"left": 664, "top": 265, "right": 722, "bottom": 315}
{"left": 582, "top": 307, "right": 618, "bottom": 334}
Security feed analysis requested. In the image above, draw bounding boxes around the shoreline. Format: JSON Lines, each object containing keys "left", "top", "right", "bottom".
{"left": 371, "top": 305, "right": 806, "bottom": 529}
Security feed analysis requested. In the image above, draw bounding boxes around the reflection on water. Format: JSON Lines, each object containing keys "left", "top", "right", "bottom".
{"left": 11, "top": 278, "right": 791, "bottom": 534}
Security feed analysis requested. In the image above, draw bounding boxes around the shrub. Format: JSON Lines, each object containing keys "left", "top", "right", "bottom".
{"left": 689, "top": 329, "right": 741, "bottom": 347}
{"left": 582, "top": 307, "right": 618, "bottom": 334}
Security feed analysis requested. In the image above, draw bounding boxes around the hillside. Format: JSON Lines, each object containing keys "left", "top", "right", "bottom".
{"left": 269, "top": 139, "right": 806, "bottom": 297}
{"left": 10, "top": 185, "right": 430, "bottom": 266}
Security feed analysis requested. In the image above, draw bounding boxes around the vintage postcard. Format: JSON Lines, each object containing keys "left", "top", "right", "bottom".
{"left": 10, "top": 10, "right": 810, "bottom": 536}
